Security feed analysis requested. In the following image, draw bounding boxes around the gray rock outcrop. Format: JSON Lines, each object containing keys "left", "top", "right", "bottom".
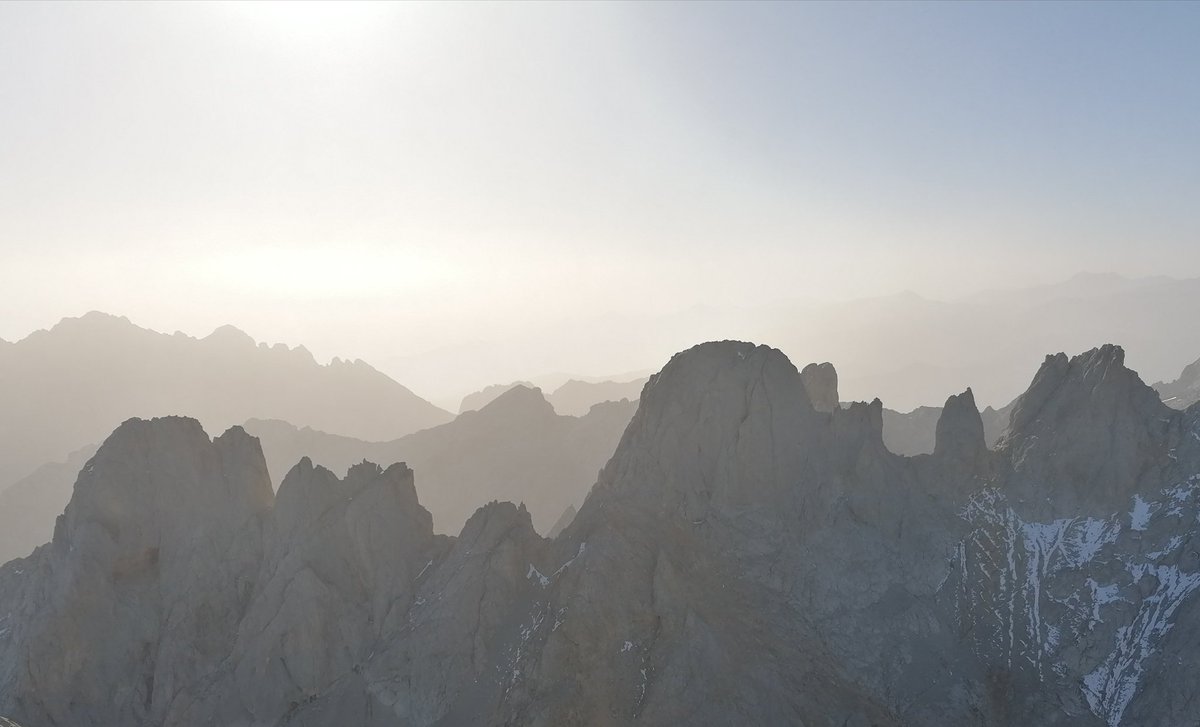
{"left": 3, "top": 340, "right": 1200, "bottom": 726}
{"left": 800, "top": 361, "right": 839, "bottom": 412}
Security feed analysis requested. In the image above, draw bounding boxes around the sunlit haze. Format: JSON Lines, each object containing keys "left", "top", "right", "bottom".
{"left": 6, "top": 5, "right": 1200, "bottom": 724}
{"left": 2, "top": 1, "right": 1199, "bottom": 407}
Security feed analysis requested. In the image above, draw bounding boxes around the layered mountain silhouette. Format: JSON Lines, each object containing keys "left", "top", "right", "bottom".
{"left": 459, "top": 381, "right": 536, "bottom": 413}
{"left": 0, "top": 446, "right": 97, "bottom": 567}
{"left": 0, "top": 312, "right": 452, "bottom": 488}
{"left": 385, "top": 273, "right": 1200, "bottom": 413}
{"left": 3, "top": 340, "right": 1200, "bottom": 725}
{"left": 0, "top": 386, "right": 634, "bottom": 564}
{"left": 243, "top": 386, "right": 637, "bottom": 535}
{"left": 459, "top": 377, "right": 647, "bottom": 417}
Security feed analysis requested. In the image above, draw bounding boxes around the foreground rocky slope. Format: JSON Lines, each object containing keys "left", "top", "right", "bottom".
{"left": 2, "top": 341, "right": 1199, "bottom": 726}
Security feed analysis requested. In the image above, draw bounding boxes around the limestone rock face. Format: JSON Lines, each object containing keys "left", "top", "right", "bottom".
{"left": 0, "top": 418, "right": 273, "bottom": 727}
{"left": 1001, "top": 345, "right": 1176, "bottom": 511}
{"left": 934, "top": 388, "right": 987, "bottom": 462}
{"left": 4, "top": 341, "right": 1200, "bottom": 727}
{"left": 800, "top": 361, "right": 839, "bottom": 413}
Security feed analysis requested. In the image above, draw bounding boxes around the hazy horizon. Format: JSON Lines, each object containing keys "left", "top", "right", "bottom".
{"left": 5, "top": 269, "right": 1200, "bottom": 414}
{"left": 3, "top": 2, "right": 1199, "bottom": 407}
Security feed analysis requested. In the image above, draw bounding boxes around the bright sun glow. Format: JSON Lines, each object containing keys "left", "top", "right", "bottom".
{"left": 220, "top": 1, "right": 400, "bottom": 45}
{"left": 200, "top": 245, "right": 457, "bottom": 299}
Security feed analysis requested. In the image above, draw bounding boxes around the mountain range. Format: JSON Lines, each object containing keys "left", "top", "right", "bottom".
{"left": 383, "top": 273, "right": 1200, "bottom": 413}
{"left": 243, "top": 386, "right": 636, "bottom": 535}
{"left": 0, "top": 386, "right": 634, "bottom": 565}
{"left": 459, "top": 378, "right": 647, "bottom": 417}
{"left": 0, "top": 312, "right": 452, "bottom": 488}
{"left": 3, "top": 339, "right": 1200, "bottom": 725}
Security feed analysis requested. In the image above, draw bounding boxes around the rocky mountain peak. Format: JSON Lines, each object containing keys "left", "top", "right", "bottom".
{"left": 586, "top": 341, "right": 822, "bottom": 525}
{"left": 57, "top": 417, "right": 273, "bottom": 549}
{"left": 1006, "top": 345, "right": 1149, "bottom": 434}
{"left": 203, "top": 323, "right": 257, "bottom": 350}
{"left": 933, "top": 388, "right": 986, "bottom": 460}
{"left": 1000, "top": 344, "right": 1177, "bottom": 510}
{"left": 800, "top": 361, "right": 839, "bottom": 412}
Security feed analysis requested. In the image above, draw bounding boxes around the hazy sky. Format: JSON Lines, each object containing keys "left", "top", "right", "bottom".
{"left": 2, "top": 1, "right": 1198, "bottom": 391}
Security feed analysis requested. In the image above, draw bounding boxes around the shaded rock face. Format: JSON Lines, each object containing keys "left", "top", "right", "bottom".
{"left": 4, "top": 340, "right": 1200, "bottom": 726}
{"left": 800, "top": 361, "right": 839, "bottom": 413}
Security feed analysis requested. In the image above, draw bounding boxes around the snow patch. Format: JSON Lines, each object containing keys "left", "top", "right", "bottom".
{"left": 1083, "top": 565, "right": 1200, "bottom": 726}
{"left": 526, "top": 564, "right": 550, "bottom": 588}
{"left": 1129, "top": 496, "right": 1154, "bottom": 531}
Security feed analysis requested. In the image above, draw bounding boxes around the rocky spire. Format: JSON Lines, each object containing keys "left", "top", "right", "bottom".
{"left": 934, "top": 388, "right": 986, "bottom": 460}
{"left": 800, "top": 361, "right": 839, "bottom": 413}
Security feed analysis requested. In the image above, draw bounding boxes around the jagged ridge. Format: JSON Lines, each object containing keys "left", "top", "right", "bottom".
{"left": 2, "top": 341, "right": 1199, "bottom": 726}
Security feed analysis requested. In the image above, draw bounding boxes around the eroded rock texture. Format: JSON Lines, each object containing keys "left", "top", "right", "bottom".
{"left": 3, "top": 341, "right": 1199, "bottom": 726}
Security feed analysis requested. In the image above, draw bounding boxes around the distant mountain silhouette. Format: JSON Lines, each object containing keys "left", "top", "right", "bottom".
{"left": 384, "top": 273, "right": 1200, "bottom": 414}
{"left": 458, "top": 381, "right": 534, "bottom": 413}
{"left": 0, "top": 312, "right": 452, "bottom": 487}
{"left": 1154, "top": 354, "right": 1200, "bottom": 410}
{"left": 547, "top": 378, "right": 647, "bottom": 416}
{"left": 244, "top": 386, "right": 637, "bottom": 535}
{"left": 880, "top": 401, "right": 1014, "bottom": 456}
{"left": 0, "top": 445, "right": 96, "bottom": 565}
{"left": 459, "top": 376, "right": 647, "bottom": 416}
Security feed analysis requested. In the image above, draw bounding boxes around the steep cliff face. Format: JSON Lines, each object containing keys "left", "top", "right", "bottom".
{"left": 3, "top": 341, "right": 1199, "bottom": 726}
{"left": 0, "top": 418, "right": 273, "bottom": 727}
